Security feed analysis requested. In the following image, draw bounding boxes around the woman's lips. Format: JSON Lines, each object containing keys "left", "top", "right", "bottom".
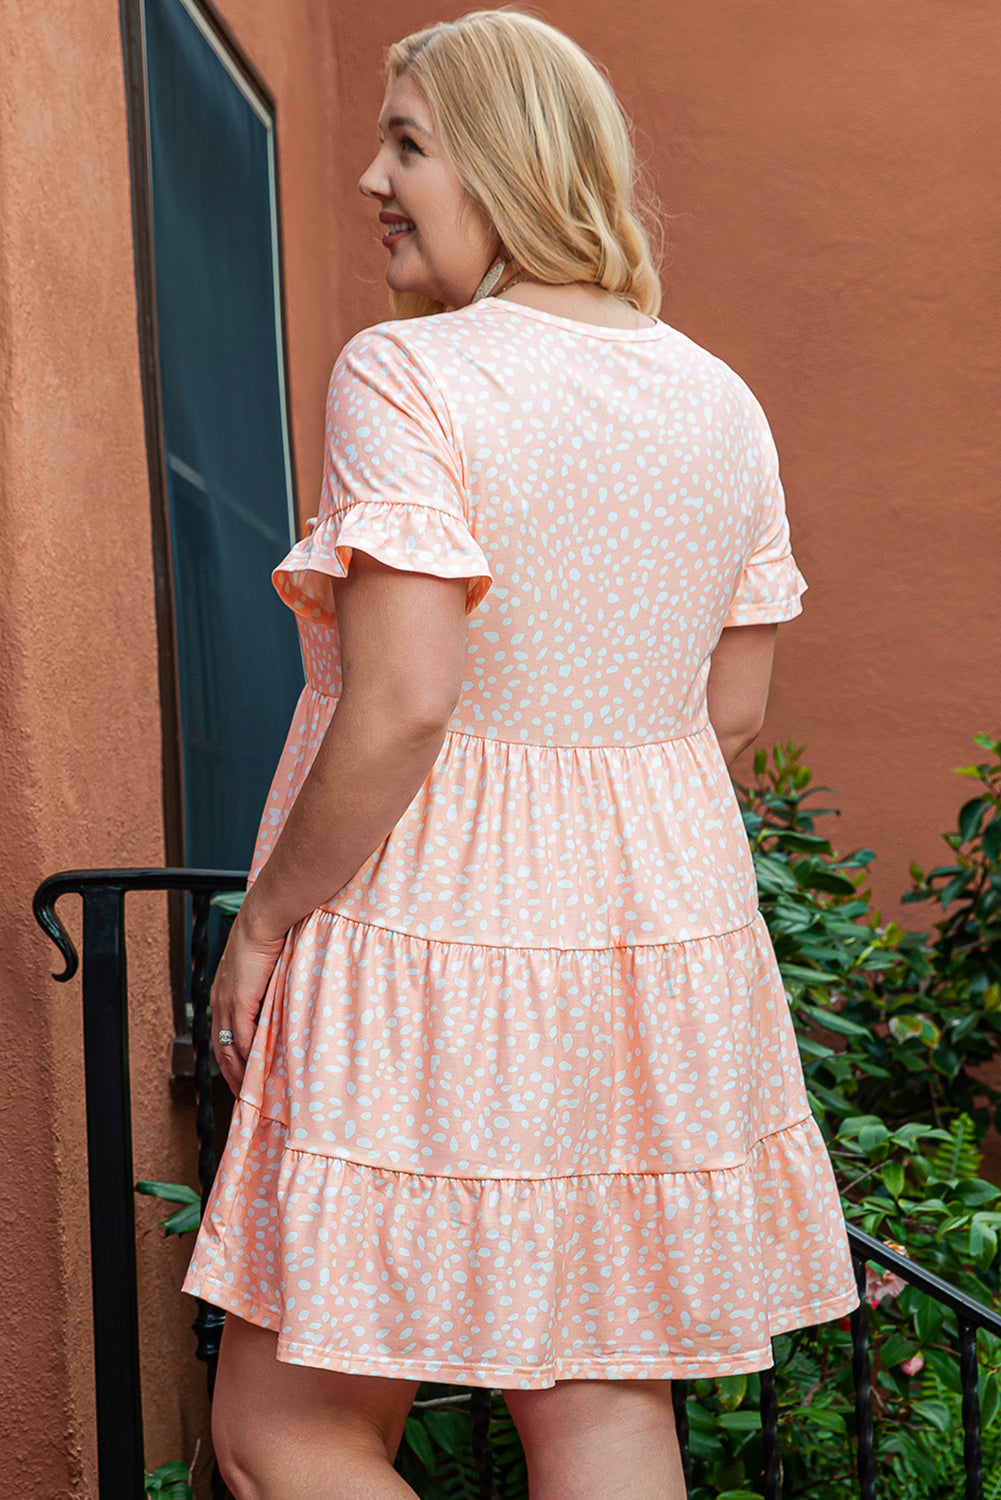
{"left": 381, "top": 218, "right": 416, "bottom": 247}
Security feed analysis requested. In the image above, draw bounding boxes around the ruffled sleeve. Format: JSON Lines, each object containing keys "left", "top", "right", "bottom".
{"left": 274, "top": 328, "right": 493, "bottom": 626}
{"left": 724, "top": 403, "right": 807, "bottom": 627}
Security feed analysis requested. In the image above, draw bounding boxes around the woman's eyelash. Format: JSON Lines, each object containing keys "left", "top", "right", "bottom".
{"left": 399, "top": 136, "right": 423, "bottom": 155}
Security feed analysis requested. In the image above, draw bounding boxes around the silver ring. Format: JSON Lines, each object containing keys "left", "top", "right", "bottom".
{"left": 217, "top": 1029, "right": 235, "bottom": 1046}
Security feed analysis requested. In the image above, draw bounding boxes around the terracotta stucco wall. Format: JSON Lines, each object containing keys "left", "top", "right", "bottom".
{"left": 2, "top": 0, "right": 998, "bottom": 1493}
{"left": 0, "top": 0, "right": 198, "bottom": 1488}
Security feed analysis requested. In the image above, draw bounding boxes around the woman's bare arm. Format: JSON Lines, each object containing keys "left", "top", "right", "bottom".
{"left": 212, "top": 551, "right": 469, "bottom": 1091}
{"left": 706, "top": 623, "right": 779, "bottom": 767}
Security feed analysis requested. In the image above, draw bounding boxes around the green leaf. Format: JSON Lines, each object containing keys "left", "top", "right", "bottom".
{"left": 838, "top": 1114, "right": 886, "bottom": 1141}
{"left": 881, "top": 1161, "right": 905, "bottom": 1199}
{"left": 686, "top": 1400, "right": 721, "bottom": 1431}
{"left": 780, "top": 965, "right": 841, "bottom": 989}
{"left": 912, "top": 1398, "right": 952, "bottom": 1433}
{"left": 403, "top": 1416, "right": 436, "bottom": 1472}
{"left": 925, "top": 1347, "right": 963, "bottom": 1393}
{"left": 970, "top": 1218, "right": 998, "bottom": 1268}
{"left": 914, "top": 1296, "right": 946, "bottom": 1343}
{"left": 211, "top": 890, "right": 246, "bottom": 917}
{"left": 797, "top": 1036, "right": 835, "bottom": 1060}
{"left": 888, "top": 1014, "right": 926, "bottom": 1044}
{"left": 716, "top": 1492, "right": 765, "bottom": 1500}
{"left": 984, "top": 818, "right": 1001, "bottom": 864}
{"left": 775, "top": 832, "right": 834, "bottom": 853}
{"left": 718, "top": 1411, "right": 761, "bottom": 1431}
{"left": 161, "top": 1202, "right": 201, "bottom": 1235}
{"left": 753, "top": 854, "right": 800, "bottom": 893}
{"left": 422, "top": 1409, "right": 466, "bottom": 1455}
{"left": 927, "top": 1115, "right": 983, "bottom": 1182}
{"left": 688, "top": 1431, "right": 725, "bottom": 1463}
{"left": 802, "top": 869, "right": 858, "bottom": 896}
{"left": 858, "top": 1123, "right": 889, "bottom": 1154}
{"left": 136, "top": 1180, "right": 200, "bottom": 1206}
{"left": 879, "top": 1333, "right": 918, "bottom": 1367}
{"left": 805, "top": 1089, "right": 829, "bottom": 1123}
{"left": 715, "top": 1374, "right": 748, "bottom": 1411}
{"left": 799, "top": 1407, "right": 846, "bottom": 1434}
{"left": 797, "top": 1002, "right": 870, "bottom": 1035}
{"left": 981, "top": 1371, "right": 1001, "bottom": 1431}
{"left": 941, "top": 870, "right": 975, "bottom": 907}
{"left": 889, "top": 1123, "right": 940, "bottom": 1149}
{"left": 959, "top": 798, "right": 988, "bottom": 844}
{"left": 951, "top": 1179, "right": 1000, "bottom": 1206}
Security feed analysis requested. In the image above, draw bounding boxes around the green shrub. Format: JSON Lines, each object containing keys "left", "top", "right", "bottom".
{"left": 674, "top": 735, "right": 1001, "bottom": 1499}
{"left": 144, "top": 1459, "right": 194, "bottom": 1498}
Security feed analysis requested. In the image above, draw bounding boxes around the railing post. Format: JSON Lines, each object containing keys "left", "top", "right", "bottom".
{"left": 80, "top": 882, "right": 145, "bottom": 1500}
{"left": 760, "top": 1361, "right": 782, "bottom": 1500}
{"left": 189, "top": 889, "right": 227, "bottom": 1401}
{"left": 469, "top": 1387, "right": 498, "bottom": 1500}
{"left": 849, "top": 1251, "right": 877, "bottom": 1500}
{"left": 959, "top": 1317, "right": 984, "bottom": 1500}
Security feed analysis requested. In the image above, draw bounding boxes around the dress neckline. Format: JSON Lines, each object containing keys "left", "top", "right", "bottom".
{"left": 469, "top": 296, "right": 673, "bottom": 342}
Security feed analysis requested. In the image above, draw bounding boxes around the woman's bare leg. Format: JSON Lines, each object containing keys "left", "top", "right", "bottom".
{"left": 503, "top": 1379, "right": 687, "bottom": 1500}
{"left": 212, "top": 1313, "right": 420, "bottom": 1500}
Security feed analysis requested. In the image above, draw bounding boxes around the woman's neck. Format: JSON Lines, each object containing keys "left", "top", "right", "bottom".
{"left": 493, "top": 278, "right": 655, "bottom": 330}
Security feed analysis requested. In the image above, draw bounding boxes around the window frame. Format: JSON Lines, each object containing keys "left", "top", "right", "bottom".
{"left": 118, "top": 0, "right": 299, "bottom": 1036}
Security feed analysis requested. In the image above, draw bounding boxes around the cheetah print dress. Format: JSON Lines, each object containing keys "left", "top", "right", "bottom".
{"left": 183, "top": 297, "right": 858, "bottom": 1386}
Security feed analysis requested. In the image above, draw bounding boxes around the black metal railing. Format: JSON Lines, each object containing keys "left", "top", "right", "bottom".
{"left": 34, "top": 867, "right": 1001, "bottom": 1500}
{"left": 34, "top": 868, "right": 246, "bottom": 1500}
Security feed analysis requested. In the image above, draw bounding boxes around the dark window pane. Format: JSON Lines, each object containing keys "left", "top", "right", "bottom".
{"left": 144, "top": 0, "right": 302, "bottom": 869}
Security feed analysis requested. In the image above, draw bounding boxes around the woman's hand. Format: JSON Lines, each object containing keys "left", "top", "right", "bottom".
{"left": 211, "top": 914, "right": 287, "bottom": 1094}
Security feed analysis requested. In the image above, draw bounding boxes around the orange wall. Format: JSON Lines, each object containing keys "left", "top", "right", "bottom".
{"left": 2, "top": 1, "right": 998, "bottom": 1493}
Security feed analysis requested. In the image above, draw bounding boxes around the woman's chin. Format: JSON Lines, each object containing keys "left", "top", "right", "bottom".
{"left": 384, "top": 260, "right": 451, "bottom": 305}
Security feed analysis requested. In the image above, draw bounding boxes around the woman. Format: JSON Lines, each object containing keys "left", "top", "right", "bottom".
{"left": 183, "top": 12, "right": 858, "bottom": 1497}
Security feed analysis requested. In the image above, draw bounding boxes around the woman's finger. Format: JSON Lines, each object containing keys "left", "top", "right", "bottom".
{"left": 233, "top": 999, "right": 260, "bottom": 1061}
{"left": 210, "top": 920, "right": 286, "bottom": 1094}
{"left": 216, "top": 1043, "right": 245, "bottom": 1094}
{"left": 212, "top": 1008, "right": 244, "bottom": 1092}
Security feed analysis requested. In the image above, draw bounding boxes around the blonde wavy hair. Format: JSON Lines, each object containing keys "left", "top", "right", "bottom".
{"left": 384, "top": 9, "right": 663, "bottom": 319}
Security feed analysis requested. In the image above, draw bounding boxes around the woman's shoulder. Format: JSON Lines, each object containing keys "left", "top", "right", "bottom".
{"left": 334, "top": 308, "right": 484, "bottom": 391}
{"left": 338, "top": 307, "right": 471, "bottom": 361}
{"left": 323, "top": 314, "right": 485, "bottom": 438}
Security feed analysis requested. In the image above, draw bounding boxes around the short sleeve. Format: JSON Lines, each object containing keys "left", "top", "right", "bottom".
{"left": 273, "top": 328, "right": 492, "bottom": 626}
{"left": 723, "top": 404, "right": 807, "bottom": 627}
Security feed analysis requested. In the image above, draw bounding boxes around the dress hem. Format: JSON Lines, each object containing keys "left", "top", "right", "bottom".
{"left": 181, "top": 1279, "right": 860, "bottom": 1388}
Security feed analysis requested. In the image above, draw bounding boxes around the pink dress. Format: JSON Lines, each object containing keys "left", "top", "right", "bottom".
{"left": 183, "top": 297, "right": 858, "bottom": 1387}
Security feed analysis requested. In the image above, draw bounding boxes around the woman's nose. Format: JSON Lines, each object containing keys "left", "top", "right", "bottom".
{"left": 358, "top": 152, "right": 389, "bottom": 200}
